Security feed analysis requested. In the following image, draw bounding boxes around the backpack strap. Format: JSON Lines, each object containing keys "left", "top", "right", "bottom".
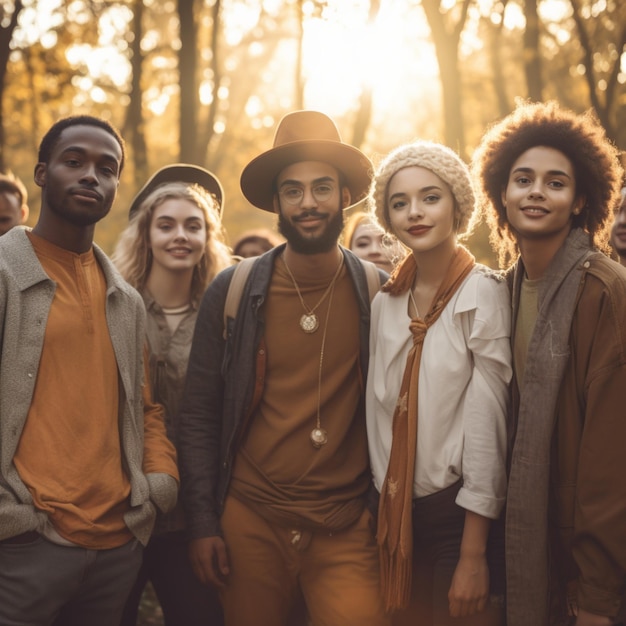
{"left": 223, "top": 256, "right": 257, "bottom": 339}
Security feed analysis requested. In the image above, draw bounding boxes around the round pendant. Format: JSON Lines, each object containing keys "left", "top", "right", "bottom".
{"left": 300, "top": 313, "right": 319, "bottom": 333}
{"left": 310, "top": 427, "right": 328, "bottom": 448}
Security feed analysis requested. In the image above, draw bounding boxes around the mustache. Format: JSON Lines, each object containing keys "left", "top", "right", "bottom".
{"left": 293, "top": 210, "right": 326, "bottom": 221}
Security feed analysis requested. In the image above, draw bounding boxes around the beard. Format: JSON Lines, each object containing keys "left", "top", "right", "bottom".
{"left": 278, "top": 206, "right": 344, "bottom": 255}
{"left": 44, "top": 187, "right": 111, "bottom": 228}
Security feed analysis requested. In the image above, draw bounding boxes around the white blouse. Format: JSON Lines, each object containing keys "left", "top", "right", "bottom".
{"left": 366, "top": 265, "right": 512, "bottom": 519}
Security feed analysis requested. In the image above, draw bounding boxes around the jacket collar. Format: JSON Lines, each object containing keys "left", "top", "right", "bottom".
{"left": 1, "top": 226, "right": 133, "bottom": 297}
{"left": 511, "top": 228, "right": 592, "bottom": 323}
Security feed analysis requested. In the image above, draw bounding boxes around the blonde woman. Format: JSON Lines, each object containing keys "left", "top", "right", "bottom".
{"left": 366, "top": 142, "right": 511, "bottom": 625}
{"left": 113, "top": 165, "right": 232, "bottom": 626}
{"left": 342, "top": 211, "right": 399, "bottom": 273}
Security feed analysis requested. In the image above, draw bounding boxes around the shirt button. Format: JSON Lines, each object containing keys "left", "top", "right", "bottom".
{"left": 258, "top": 349, "right": 265, "bottom": 355}
{"left": 27, "top": 372, "right": 33, "bottom": 378}
{"left": 583, "top": 261, "right": 590, "bottom": 268}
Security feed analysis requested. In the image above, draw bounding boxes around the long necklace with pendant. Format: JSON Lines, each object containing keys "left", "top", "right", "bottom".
{"left": 309, "top": 270, "right": 339, "bottom": 449}
{"left": 283, "top": 254, "right": 343, "bottom": 333}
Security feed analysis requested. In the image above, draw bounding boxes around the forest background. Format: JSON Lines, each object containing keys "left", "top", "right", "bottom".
{"left": 1, "top": 0, "right": 625, "bottom": 267}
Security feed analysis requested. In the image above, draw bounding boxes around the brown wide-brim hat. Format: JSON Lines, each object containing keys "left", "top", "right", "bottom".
{"left": 128, "top": 163, "right": 224, "bottom": 219}
{"left": 240, "top": 110, "right": 373, "bottom": 212}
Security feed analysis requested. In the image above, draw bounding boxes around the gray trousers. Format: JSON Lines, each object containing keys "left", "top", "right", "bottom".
{"left": 0, "top": 533, "right": 143, "bottom": 626}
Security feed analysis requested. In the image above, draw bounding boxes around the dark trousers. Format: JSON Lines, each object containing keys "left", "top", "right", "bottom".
{"left": 392, "top": 480, "right": 505, "bottom": 626}
{"left": 120, "top": 530, "right": 223, "bottom": 626}
{"left": 0, "top": 532, "right": 142, "bottom": 626}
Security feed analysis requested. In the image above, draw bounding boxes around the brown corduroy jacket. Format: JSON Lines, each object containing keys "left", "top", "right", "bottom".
{"left": 508, "top": 243, "right": 626, "bottom": 623}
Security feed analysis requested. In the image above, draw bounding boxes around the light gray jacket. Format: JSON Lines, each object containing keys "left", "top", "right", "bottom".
{"left": 0, "top": 227, "right": 178, "bottom": 546}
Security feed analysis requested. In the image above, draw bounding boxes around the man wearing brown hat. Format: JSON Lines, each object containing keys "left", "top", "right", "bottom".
{"left": 178, "top": 110, "right": 389, "bottom": 625}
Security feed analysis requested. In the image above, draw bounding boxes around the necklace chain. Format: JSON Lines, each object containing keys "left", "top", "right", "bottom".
{"left": 283, "top": 253, "right": 343, "bottom": 333}
{"left": 309, "top": 268, "right": 338, "bottom": 449}
{"left": 408, "top": 288, "right": 420, "bottom": 319}
{"left": 281, "top": 252, "right": 342, "bottom": 449}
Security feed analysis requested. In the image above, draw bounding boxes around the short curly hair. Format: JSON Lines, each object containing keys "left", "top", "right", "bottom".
{"left": 38, "top": 115, "right": 126, "bottom": 173}
{"left": 370, "top": 140, "right": 476, "bottom": 239}
{"left": 471, "top": 100, "right": 623, "bottom": 268}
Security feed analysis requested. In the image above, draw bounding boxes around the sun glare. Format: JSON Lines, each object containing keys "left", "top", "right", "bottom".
{"left": 16, "top": 0, "right": 472, "bottom": 141}
{"left": 301, "top": 2, "right": 438, "bottom": 115}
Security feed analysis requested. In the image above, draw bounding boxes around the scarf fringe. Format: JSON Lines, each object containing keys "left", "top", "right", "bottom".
{"left": 379, "top": 543, "right": 412, "bottom": 612}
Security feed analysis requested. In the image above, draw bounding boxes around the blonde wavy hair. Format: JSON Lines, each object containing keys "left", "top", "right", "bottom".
{"left": 113, "top": 182, "right": 232, "bottom": 304}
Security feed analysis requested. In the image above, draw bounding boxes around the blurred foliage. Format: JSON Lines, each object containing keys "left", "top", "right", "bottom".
{"left": 1, "top": 0, "right": 624, "bottom": 268}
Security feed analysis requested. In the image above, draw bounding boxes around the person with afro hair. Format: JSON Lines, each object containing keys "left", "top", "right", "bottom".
{"left": 472, "top": 101, "right": 626, "bottom": 626}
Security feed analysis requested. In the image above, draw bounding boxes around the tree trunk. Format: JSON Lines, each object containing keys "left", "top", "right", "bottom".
{"left": 350, "top": 0, "right": 380, "bottom": 149}
{"left": 488, "top": 0, "right": 510, "bottom": 117}
{"left": 294, "top": 0, "right": 304, "bottom": 110}
{"left": 0, "top": 0, "right": 24, "bottom": 172}
{"left": 422, "top": 0, "right": 470, "bottom": 159}
{"left": 199, "top": 0, "right": 221, "bottom": 164}
{"left": 523, "top": 0, "right": 542, "bottom": 101}
{"left": 178, "top": 0, "right": 198, "bottom": 162}
{"left": 569, "top": 0, "right": 624, "bottom": 140}
{"left": 123, "top": 0, "right": 148, "bottom": 188}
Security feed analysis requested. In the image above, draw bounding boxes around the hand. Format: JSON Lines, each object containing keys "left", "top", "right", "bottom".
{"left": 575, "top": 609, "right": 614, "bottom": 626}
{"left": 448, "top": 553, "right": 489, "bottom": 617}
{"left": 188, "top": 536, "right": 230, "bottom": 589}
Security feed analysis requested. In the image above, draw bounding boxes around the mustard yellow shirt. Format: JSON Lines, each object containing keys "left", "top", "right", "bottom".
{"left": 14, "top": 232, "right": 132, "bottom": 549}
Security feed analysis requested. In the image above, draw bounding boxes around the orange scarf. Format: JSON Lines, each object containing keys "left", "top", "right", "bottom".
{"left": 377, "top": 246, "right": 475, "bottom": 611}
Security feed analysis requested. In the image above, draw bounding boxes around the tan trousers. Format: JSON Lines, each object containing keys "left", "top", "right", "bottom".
{"left": 220, "top": 496, "right": 390, "bottom": 626}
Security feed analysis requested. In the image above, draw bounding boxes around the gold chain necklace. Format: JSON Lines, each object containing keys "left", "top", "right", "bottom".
{"left": 309, "top": 269, "right": 339, "bottom": 448}
{"left": 283, "top": 253, "right": 343, "bottom": 333}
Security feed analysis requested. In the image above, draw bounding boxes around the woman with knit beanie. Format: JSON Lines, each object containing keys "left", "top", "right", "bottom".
{"left": 365, "top": 141, "right": 511, "bottom": 625}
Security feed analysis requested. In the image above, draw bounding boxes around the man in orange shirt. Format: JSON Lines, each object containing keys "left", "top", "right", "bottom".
{"left": 179, "top": 111, "right": 389, "bottom": 626}
{"left": 0, "top": 116, "right": 178, "bottom": 626}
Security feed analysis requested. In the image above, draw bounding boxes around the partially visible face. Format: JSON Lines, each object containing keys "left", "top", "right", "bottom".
{"left": 611, "top": 189, "right": 626, "bottom": 265}
{"left": 502, "top": 146, "right": 583, "bottom": 245}
{"left": 350, "top": 220, "right": 395, "bottom": 272}
{"left": 34, "top": 124, "right": 122, "bottom": 227}
{"left": 275, "top": 161, "right": 348, "bottom": 254}
{"left": 236, "top": 240, "right": 270, "bottom": 259}
{"left": 0, "top": 192, "right": 23, "bottom": 236}
{"left": 149, "top": 198, "right": 207, "bottom": 274}
{"left": 387, "top": 166, "right": 456, "bottom": 256}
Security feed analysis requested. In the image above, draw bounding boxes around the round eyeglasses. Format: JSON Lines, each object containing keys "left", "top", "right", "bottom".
{"left": 278, "top": 183, "right": 336, "bottom": 205}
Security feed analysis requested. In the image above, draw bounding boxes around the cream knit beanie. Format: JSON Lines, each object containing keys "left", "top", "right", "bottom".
{"left": 370, "top": 140, "right": 475, "bottom": 236}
